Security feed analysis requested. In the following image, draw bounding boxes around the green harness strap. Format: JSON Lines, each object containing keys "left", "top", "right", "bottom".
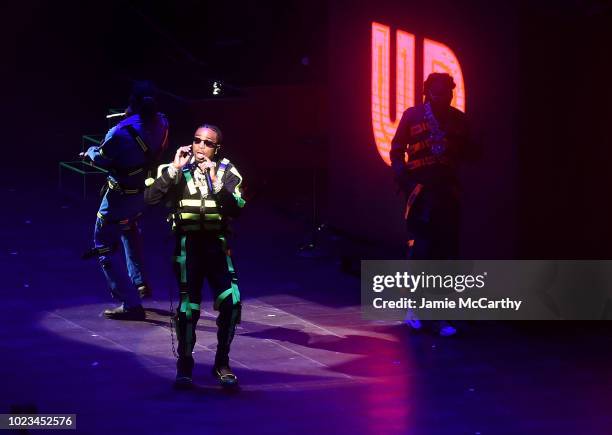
{"left": 174, "top": 235, "right": 187, "bottom": 284}
{"left": 175, "top": 234, "right": 201, "bottom": 356}
{"left": 179, "top": 293, "right": 200, "bottom": 357}
{"left": 183, "top": 169, "right": 197, "bottom": 195}
{"left": 179, "top": 294, "right": 201, "bottom": 318}
{"left": 214, "top": 236, "right": 241, "bottom": 310}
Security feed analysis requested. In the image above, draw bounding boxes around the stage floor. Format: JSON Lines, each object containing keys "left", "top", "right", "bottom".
{"left": 1, "top": 181, "right": 611, "bottom": 434}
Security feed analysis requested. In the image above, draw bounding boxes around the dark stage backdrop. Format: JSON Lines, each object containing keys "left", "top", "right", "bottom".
{"left": 518, "top": 1, "right": 612, "bottom": 259}
{"left": 326, "top": 0, "right": 519, "bottom": 258}
{"left": 5, "top": 1, "right": 611, "bottom": 260}
{"left": 2, "top": 1, "right": 329, "bottom": 203}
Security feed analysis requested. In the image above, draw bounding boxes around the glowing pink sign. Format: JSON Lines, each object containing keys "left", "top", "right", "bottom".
{"left": 372, "top": 22, "right": 466, "bottom": 165}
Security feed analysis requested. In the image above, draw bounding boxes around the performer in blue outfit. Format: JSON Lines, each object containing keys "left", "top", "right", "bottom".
{"left": 82, "top": 81, "right": 169, "bottom": 320}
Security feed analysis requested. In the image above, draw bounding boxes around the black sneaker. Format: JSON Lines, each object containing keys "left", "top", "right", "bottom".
{"left": 212, "top": 365, "right": 238, "bottom": 387}
{"left": 137, "top": 284, "right": 152, "bottom": 300}
{"left": 174, "top": 374, "right": 193, "bottom": 390}
{"left": 103, "top": 305, "right": 146, "bottom": 321}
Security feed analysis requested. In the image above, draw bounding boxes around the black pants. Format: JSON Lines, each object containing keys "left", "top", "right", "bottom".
{"left": 405, "top": 185, "right": 461, "bottom": 260}
{"left": 173, "top": 232, "right": 242, "bottom": 376}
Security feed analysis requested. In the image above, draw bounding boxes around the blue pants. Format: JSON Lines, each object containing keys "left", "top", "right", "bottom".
{"left": 94, "top": 191, "right": 146, "bottom": 308}
{"left": 94, "top": 190, "right": 145, "bottom": 308}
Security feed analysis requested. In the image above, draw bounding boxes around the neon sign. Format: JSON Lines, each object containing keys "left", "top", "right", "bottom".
{"left": 371, "top": 22, "right": 466, "bottom": 165}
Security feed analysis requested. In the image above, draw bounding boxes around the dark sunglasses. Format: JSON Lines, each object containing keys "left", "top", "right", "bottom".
{"left": 192, "top": 138, "right": 219, "bottom": 148}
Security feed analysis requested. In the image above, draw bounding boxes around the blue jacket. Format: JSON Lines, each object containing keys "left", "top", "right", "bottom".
{"left": 87, "top": 113, "right": 169, "bottom": 220}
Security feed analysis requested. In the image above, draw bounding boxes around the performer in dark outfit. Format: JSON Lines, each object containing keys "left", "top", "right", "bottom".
{"left": 144, "top": 124, "right": 245, "bottom": 388}
{"left": 390, "top": 73, "right": 473, "bottom": 336}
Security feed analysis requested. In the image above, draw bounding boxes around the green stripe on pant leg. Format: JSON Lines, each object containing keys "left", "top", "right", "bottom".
{"left": 214, "top": 236, "right": 241, "bottom": 308}
{"left": 174, "top": 235, "right": 187, "bottom": 284}
{"left": 180, "top": 293, "right": 193, "bottom": 320}
{"left": 225, "top": 253, "right": 235, "bottom": 274}
{"left": 214, "top": 288, "right": 233, "bottom": 310}
{"left": 230, "top": 281, "right": 240, "bottom": 304}
{"left": 225, "top": 254, "right": 240, "bottom": 303}
{"left": 214, "top": 281, "right": 240, "bottom": 310}
{"left": 179, "top": 293, "right": 198, "bottom": 356}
